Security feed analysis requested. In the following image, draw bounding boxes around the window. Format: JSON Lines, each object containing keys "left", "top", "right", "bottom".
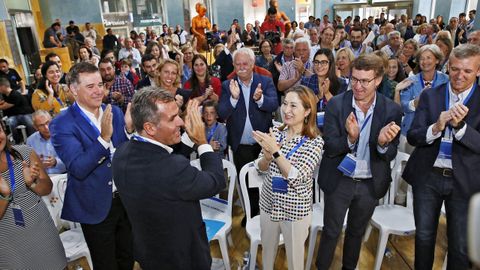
{"left": 101, "top": 0, "right": 127, "bottom": 13}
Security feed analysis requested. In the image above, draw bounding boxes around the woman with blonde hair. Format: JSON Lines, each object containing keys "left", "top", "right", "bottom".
{"left": 253, "top": 85, "right": 323, "bottom": 270}
{"left": 154, "top": 59, "right": 190, "bottom": 109}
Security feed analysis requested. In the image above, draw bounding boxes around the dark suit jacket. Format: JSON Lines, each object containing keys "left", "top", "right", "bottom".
{"left": 136, "top": 76, "right": 152, "bottom": 90}
{"left": 318, "top": 91, "right": 402, "bottom": 199}
{"left": 403, "top": 84, "right": 480, "bottom": 196}
{"left": 218, "top": 73, "right": 278, "bottom": 151}
{"left": 112, "top": 140, "right": 225, "bottom": 270}
{"left": 213, "top": 50, "right": 234, "bottom": 82}
{"left": 50, "top": 104, "right": 128, "bottom": 224}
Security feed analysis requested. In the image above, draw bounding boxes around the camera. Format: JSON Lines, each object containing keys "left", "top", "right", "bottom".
{"left": 264, "top": 31, "right": 281, "bottom": 44}
{"left": 205, "top": 31, "right": 219, "bottom": 47}
{"left": 210, "top": 64, "right": 221, "bottom": 78}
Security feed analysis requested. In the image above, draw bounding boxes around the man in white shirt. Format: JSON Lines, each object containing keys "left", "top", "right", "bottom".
{"left": 118, "top": 38, "right": 142, "bottom": 70}
{"left": 82, "top": 22, "right": 97, "bottom": 41}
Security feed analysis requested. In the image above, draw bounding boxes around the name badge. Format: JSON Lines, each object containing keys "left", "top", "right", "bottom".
{"left": 337, "top": 153, "right": 357, "bottom": 177}
{"left": 12, "top": 203, "right": 25, "bottom": 227}
{"left": 271, "top": 176, "right": 288, "bottom": 194}
{"left": 317, "top": 112, "right": 325, "bottom": 128}
{"left": 438, "top": 137, "right": 453, "bottom": 160}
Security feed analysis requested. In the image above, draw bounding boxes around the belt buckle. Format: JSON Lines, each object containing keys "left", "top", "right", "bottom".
{"left": 352, "top": 177, "right": 362, "bottom": 182}
{"left": 443, "top": 169, "right": 453, "bottom": 177}
{"left": 112, "top": 191, "right": 119, "bottom": 199}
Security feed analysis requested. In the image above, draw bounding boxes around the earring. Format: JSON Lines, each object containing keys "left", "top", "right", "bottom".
{"left": 304, "top": 117, "right": 308, "bottom": 124}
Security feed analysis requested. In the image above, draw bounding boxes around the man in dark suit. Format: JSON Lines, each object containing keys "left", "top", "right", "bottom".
{"left": 316, "top": 54, "right": 402, "bottom": 270}
{"left": 218, "top": 47, "right": 278, "bottom": 222}
{"left": 113, "top": 88, "right": 225, "bottom": 269}
{"left": 213, "top": 33, "right": 238, "bottom": 82}
{"left": 50, "top": 62, "right": 134, "bottom": 270}
{"left": 136, "top": 54, "right": 157, "bottom": 90}
{"left": 403, "top": 44, "right": 480, "bottom": 269}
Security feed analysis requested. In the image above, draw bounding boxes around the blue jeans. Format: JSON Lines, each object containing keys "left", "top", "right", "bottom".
{"left": 5, "top": 114, "right": 35, "bottom": 143}
{"left": 413, "top": 171, "right": 469, "bottom": 270}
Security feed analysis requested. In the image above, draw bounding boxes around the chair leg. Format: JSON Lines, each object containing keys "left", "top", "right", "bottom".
{"left": 305, "top": 228, "right": 319, "bottom": 270}
{"left": 218, "top": 235, "right": 231, "bottom": 270}
{"left": 373, "top": 229, "right": 389, "bottom": 270}
{"left": 227, "top": 233, "right": 234, "bottom": 247}
{"left": 249, "top": 242, "right": 259, "bottom": 270}
{"left": 363, "top": 223, "right": 372, "bottom": 243}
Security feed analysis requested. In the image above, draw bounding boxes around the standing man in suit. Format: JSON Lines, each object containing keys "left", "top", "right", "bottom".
{"left": 403, "top": 44, "right": 480, "bottom": 269}
{"left": 113, "top": 88, "right": 225, "bottom": 269}
{"left": 218, "top": 47, "right": 278, "bottom": 223}
{"left": 50, "top": 62, "right": 134, "bottom": 270}
{"left": 316, "top": 54, "right": 402, "bottom": 270}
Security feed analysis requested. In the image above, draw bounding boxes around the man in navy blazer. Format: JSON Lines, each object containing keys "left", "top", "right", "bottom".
{"left": 218, "top": 47, "right": 278, "bottom": 221}
{"left": 113, "top": 89, "right": 225, "bottom": 269}
{"left": 316, "top": 54, "right": 402, "bottom": 270}
{"left": 50, "top": 62, "right": 134, "bottom": 270}
{"left": 403, "top": 44, "right": 480, "bottom": 269}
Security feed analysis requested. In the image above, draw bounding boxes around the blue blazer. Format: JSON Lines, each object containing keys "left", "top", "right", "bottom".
{"left": 218, "top": 73, "right": 278, "bottom": 151}
{"left": 50, "top": 104, "right": 128, "bottom": 224}
{"left": 399, "top": 71, "right": 449, "bottom": 135}
{"left": 403, "top": 84, "right": 480, "bottom": 197}
{"left": 318, "top": 90, "right": 402, "bottom": 199}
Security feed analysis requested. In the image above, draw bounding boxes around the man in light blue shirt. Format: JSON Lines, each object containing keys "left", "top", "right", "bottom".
{"left": 26, "top": 110, "right": 66, "bottom": 174}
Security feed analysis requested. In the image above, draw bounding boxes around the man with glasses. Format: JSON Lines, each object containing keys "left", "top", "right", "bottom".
{"left": 316, "top": 54, "right": 402, "bottom": 270}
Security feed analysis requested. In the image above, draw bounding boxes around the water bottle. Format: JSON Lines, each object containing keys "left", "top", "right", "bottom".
{"left": 241, "top": 251, "right": 250, "bottom": 270}
{"left": 384, "top": 247, "right": 393, "bottom": 259}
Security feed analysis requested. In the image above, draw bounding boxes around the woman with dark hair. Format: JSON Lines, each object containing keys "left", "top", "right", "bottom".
{"left": 183, "top": 54, "right": 221, "bottom": 103}
{"left": 145, "top": 41, "right": 164, "bottom": 64}
{"left": 256, "top": 39, "right": 275, "bottom": 70}
{"left": 77, "top": 45, "right": 99, "bottom": 66}
{"left": 0, "top": 122, "right": 67, "bottom": 269}
{"left": 301, "top": 48, "right": 348, "bottom": 112}
{"left": 32, "top": 61, "right": 74, "bottom": 115}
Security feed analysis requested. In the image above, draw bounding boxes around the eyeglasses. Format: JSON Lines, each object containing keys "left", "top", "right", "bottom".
{"left": 313, "top": 60, "right": 330, "bottom": 66}
{"left": 350, "top": 76, "right": 377, "bottom": 88}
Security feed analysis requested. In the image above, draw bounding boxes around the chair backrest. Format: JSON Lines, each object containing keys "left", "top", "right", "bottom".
{"left": 190, "top": 159, "right": 237, "bottom": 218}
{"left": 42, "top": 174, "right": 68, "bottom": 230}
{"left": 239, "top": 161, "right": 265, "bottom": 222}
{"left": 381, "top": 151, "right": 410, "bottom": 205}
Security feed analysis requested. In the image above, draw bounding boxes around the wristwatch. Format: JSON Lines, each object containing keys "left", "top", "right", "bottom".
{"left": 272, "top": 151, "right": 281, "bottom": 159}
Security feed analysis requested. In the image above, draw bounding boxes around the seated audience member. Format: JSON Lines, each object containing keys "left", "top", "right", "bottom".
{"left": 256, "top": 40, "right": 276, "bottom": 70}
{"left": 44, "top": 53, "right": 67, "bottom": 84}
{"left": 335, "top": 47, "right": 354, "bottom": 83}
{"left": 278, "top": 37, "right": 312, "bottom": 92}
{"left": 386, "top": 57, "right": 406, "bottom": 100}
{"left": 301, "top": 48, "right": 348, "bottom": 112}
{"left": 84, "top": 37, "right": 100, "bottom": 57}
{"left": 0, "top": 78, "right": 34, "bottom": 143}
{"left": 181, "top": 45, "right": 195, "bottom": 86}
{"left": 135, "top": 37, "right": 147, "bottom": 56}
{"left": 381, "top": 31, "right": 403, "bottom": 58}
{"left": 202, "top": 100, "right": 227, "bottom": 157}
{"left": 26, "top": 110, "right": 66, "bottom": 174}
{"left": 77, "top": 46, "right": 100, "bottom": 66}
{"left": 32, "top": 61, "right": 73, "bottom": 116}
{"left": 0, "top": 59, "right": 27, "bottom": 94}
{"left": 137, "top": 54, "right": 158, "bottom": 90}
{"left": 82, "top": 22, "right": 97, "bottom": 41}
{"left": 184, "top": 54, "right": 221, "bottom": 103}
{"left": 120, "top": 59, "right": 140, "bottom": 88}
{"left": 242, "top": 23, "right": 257, "bottom": 46}
{"left": 118, "top": 38, "right": 142, "bottom": 71}
{"left": 397, "top": 39, "right": 419, "bottom": 76}
{"left": 43, "top": 22, "right": 62, "bottom": 48}
{"left": 99, "top": 58, "right": 135, "bottom": 113}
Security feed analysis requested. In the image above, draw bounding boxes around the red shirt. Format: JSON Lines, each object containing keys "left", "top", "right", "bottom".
{"left": 183, "top": 76, "right": 222, "bottom": 98}
{"left": 260, "top": 20, "right": 285, "bottom": 55}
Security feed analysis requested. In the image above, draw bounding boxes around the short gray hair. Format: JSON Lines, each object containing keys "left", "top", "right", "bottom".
{"left": 282, "top": 38, "right": 294, "bottom": 46}
{"left": 131, "top": 86, "right": 175, "bottom": 132}
{"left": 295, "top": 37, "right": 311, "bottom": 51}
{"left": 32, "top": 110, "right": 51, "bottom": 121}
{"left": 451, "top": 43, "right": 480, "bottom": 60}
{"left": 232, "top": 47, "right": 255, "bottom": 64}
{"left": 415, "top": 44, "right": 444, "bottom": 66}
{"left": 388, "top": 31, "right": 401, "bottom": 39}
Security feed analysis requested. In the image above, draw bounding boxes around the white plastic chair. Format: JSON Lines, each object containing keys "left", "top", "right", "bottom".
{"left": 42, "top": 174, "right": 93, "bottom": 269}
{"left": 239, "top": 161, "right": 284, "bottom": 270}
{"left": 190, "top": 159, "right": 237, "bottom": 270}
{"left": 364, "top": 152, "right": 415, "bottom": 270}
